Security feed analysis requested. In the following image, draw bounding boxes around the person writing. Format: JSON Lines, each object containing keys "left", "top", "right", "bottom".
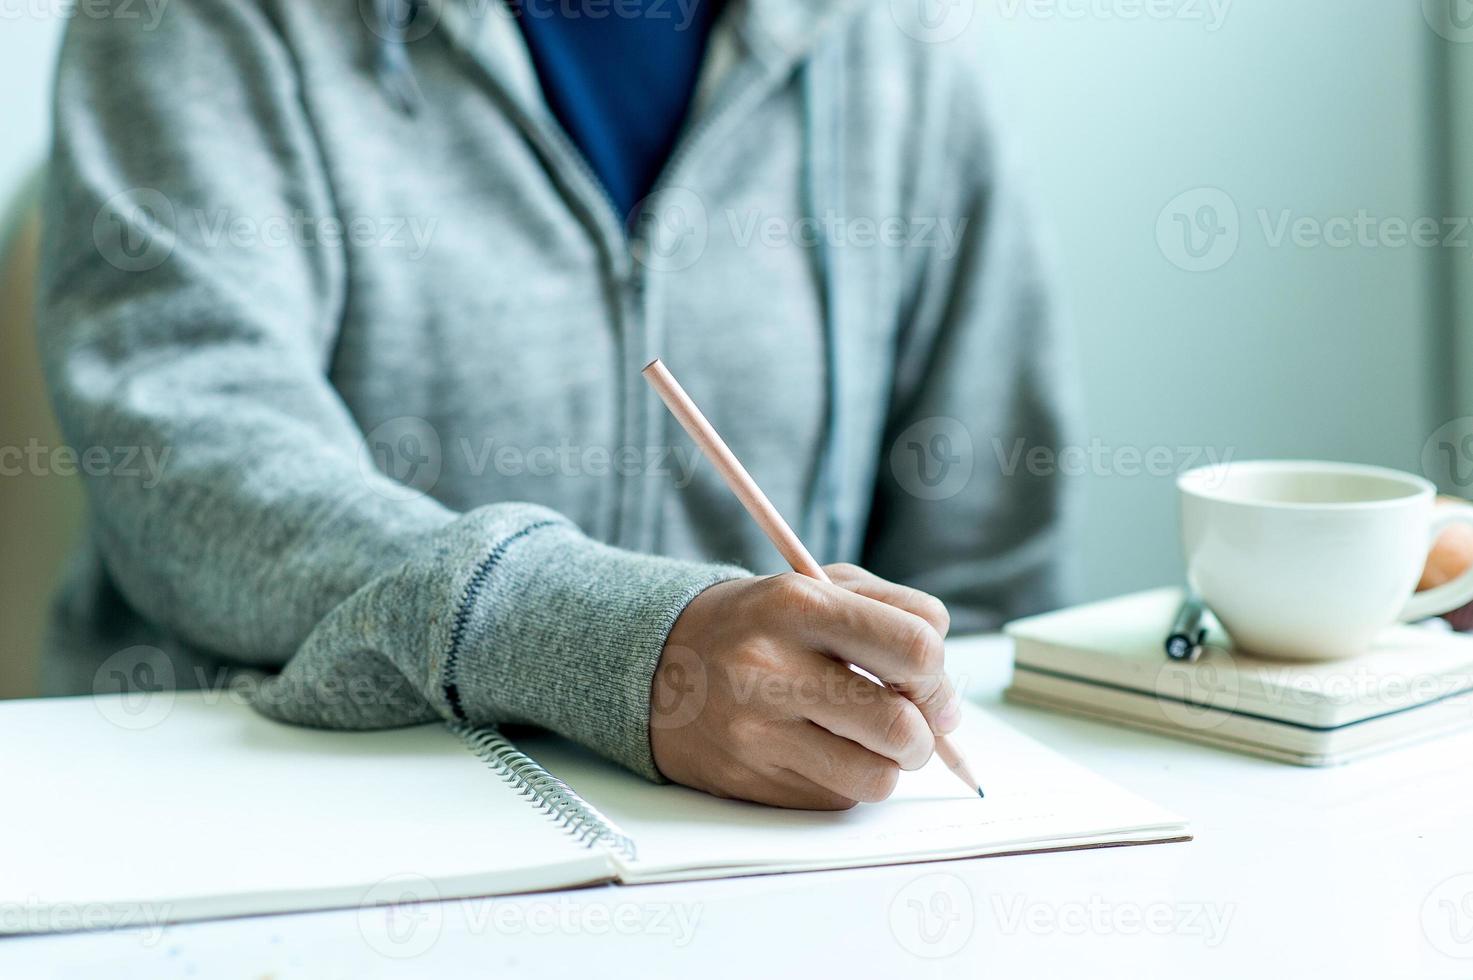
{"left": 38, "top": 0, "right": 1469, "bottom": 809}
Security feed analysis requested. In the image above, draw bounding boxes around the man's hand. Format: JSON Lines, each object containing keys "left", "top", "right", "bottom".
{"left": 1423, "top": 496, "right": 1473, "bottom": 630}
{"left": 650, "top": 563, "right": 956, "bottom": 810}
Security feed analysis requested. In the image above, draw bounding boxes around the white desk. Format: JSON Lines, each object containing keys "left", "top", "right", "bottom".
{"left": 6, "top": 635, "right": 1472, "bottom": 978}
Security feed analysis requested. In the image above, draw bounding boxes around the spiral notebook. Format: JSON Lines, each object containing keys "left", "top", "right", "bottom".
{"left": 1, "top": 692, "right": 1188, "bottom": 934}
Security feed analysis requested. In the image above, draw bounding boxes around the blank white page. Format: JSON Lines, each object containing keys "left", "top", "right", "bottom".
{"left": 521, "top": 705, "right": 1188, "bottom": 880}
{"left": 1, "top": 694, "right": 612, "bottom": 933}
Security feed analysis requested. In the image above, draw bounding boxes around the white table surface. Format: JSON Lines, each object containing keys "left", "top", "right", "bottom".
{"left": 6, "top": 634, "right": 1472, "bottom": 979}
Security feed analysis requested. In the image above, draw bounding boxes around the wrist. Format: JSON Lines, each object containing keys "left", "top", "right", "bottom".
{"left": 447, "top": 522, "right": 749, "bottom": 779}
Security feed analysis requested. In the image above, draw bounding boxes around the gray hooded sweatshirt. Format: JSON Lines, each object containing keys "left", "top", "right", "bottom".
{"left": 38, "top": 0, "right": 1078, "bottom": 780}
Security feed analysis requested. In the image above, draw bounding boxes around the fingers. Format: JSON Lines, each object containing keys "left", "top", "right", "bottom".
{"left": 768, "top": 774, "right": 862, "bottom": 811}
{"left": 714, "top": 763, "right": 861, "bottom": 811}
{"left": 1423, "top": 498, "right": 1473, "bottom": 590}
{"left": 767, "top": 574, "right": 960, "bottom": 736}
{"left": 824, "top": 563, "right": 950, "bottom": 638}
{"left": 657, "top": 570, "right": 956, "bottom": 810}
{"left": 791, "top": 648, "right": 934, "bottom": 770}
{"left": 769, "top": 721, "right": 902, "bottom": 806}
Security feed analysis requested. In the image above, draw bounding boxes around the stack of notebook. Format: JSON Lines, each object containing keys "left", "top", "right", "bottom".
{"left": 1005, "top": 588, "right": 1473, "bottom": 765}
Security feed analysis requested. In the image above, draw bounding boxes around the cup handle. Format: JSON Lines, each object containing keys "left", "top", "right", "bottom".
{"left": 1400, "top": 503, "right": 1473, "bottom": 622}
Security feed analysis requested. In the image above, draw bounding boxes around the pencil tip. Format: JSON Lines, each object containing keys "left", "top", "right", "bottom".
{"left": 977, "top": 788, "right": 986, "bottom": 799}
{"left": 642, "top": 358, "right": 662, "bottom": 373}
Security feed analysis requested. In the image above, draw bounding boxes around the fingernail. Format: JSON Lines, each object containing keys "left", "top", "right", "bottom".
{"left": 937, "top": 695, "right": 962, "bottom": 734}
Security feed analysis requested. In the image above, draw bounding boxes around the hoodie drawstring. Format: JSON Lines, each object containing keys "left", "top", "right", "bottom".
{"left": 801, "top": 35, "right": 853, "bottom": 566}
{"left": 373, "top": 0, "right": 425, "bottom": 115}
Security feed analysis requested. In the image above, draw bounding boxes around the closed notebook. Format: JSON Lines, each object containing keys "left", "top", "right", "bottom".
{"left": 1, "top": 691, "right": 1188, "bottom": 934}
{"left": 1005, "top": 587, "right": 1473, "bottom": 765}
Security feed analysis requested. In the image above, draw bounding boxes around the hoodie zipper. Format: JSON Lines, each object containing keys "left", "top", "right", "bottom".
{"left": 436, "top": 6, "right": 810, "bottom": 551}
{"left": 520, "top": 56, "right": 784, "bottom": 552}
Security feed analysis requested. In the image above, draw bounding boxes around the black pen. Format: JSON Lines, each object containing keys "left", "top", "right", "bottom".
{"left": 1165, "top": 593, "right": 1208, "bottom": 662}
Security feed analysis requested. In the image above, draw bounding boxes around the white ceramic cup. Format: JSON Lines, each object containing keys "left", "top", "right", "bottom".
{"left": 1178, "top": 460, "right": 1473, "bottom": 661}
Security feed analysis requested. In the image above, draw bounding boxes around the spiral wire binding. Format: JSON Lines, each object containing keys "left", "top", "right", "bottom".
{"left": 452, "top": 724, "right": 638, "bottom": 862}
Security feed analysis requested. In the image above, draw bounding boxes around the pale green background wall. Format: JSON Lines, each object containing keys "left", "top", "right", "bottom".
{"left": 0, "top": 2, "right": 1467, "bottom": 695}
{"left": 965, "top": 0, "right": 1453, "bottom": 598}
{"left": 0, "top": 19, "right": 61, "bottom": 211}
{"left": 1447, "top": 8, "right": 1473, "bottom": 423}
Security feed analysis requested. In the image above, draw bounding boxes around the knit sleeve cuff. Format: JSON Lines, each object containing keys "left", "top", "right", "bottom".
{"left": 440, "top": 520, "right": 749, "bottom": 780}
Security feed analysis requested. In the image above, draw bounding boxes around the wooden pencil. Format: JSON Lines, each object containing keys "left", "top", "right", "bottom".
{"left": 642, "top": 358, "right": 983, "bottom": 799}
